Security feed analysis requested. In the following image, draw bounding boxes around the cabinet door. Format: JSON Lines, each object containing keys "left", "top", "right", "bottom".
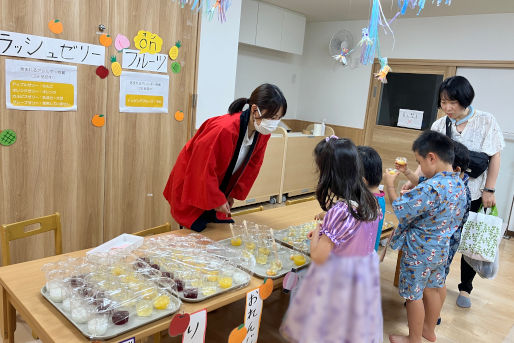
{"left": 281, "top": 11, "right": 306, "bottom": 54}
{"left": 239, "top": 0, "right": 258, "bottom": 45}
{"left": 255, "top": 2, "right": 283, "bottom": 51}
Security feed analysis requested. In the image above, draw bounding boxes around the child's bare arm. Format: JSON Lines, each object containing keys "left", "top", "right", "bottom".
{"left": 395, "top": 162, "right": 419, "bottom": 186}
{"left": 309, "top": 223, "right": 334, "bottom": 264}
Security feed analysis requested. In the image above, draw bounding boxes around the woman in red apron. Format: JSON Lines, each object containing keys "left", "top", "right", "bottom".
{"left": 163, "top": 83, "right": 287, "bottom": 232}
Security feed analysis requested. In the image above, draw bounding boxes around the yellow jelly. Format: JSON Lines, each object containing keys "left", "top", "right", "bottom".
{"left": 266, "top": 268, "right": 277, "bottom": 276}
{"left": 256, "top": 254, "right": 268, "bottom": 265}
{"left": 218, "top": 277, "right": 233, "bottom": 289}
{"left": 258, "top": 247, "right": 270, "bottom": 255}
{"left": 231, "top": 237, "right": 242, "bottom": 246}
{"left": 207, "top": 275, "right": 218, "bottom": 282}
{"left": 293, "top": 255, "right": 306, "bottom": 266}
{"left": 153, "top": 295, "right": 170, "bottom": 310}
{"left": 136, "top": 301, "right": 153, "bottom": 317}
{"left": 201, "top": 287, "right": 217, "bottom": 296}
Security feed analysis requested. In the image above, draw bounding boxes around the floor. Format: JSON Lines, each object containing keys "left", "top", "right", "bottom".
{"left": 5, "top": 199, "right": 514, "bottom": 343}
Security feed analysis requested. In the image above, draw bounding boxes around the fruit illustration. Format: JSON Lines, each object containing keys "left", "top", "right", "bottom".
{"left": 95, "top": 66, "right": 109, "bottom": 79}
{"left": 0, "top": 129, "right": 17, "bottom": 146}
{"left": 91, "top": 114, "right": 105, "bottom": 127}
{"left": 259, "top": 277, "right": 273, "bottom": 300}
{"left": 99, "top": 34, "right": 112, "bottom": 47}
{"left": 169, "top": 40, "right": 181, "bottom": 60}
{"left": 48, "top": 20, "right": 63, "bottom": 34}
{"left": 171, "top": 61, "right": 181, "bottom": 74}
{"left": 174, "top": 111, "right": 184, "bottom": 122}
{"left": 168, "top": 313, "right": 190, "bottom": 337}
{"left": 228, "top": 324, "right": 248, "bottom": 343}
{"left": 114, "top": 34, "right": 130, "bottom": 51}
{"left": 110, "top": 56, "right": 122, "bottom": 77}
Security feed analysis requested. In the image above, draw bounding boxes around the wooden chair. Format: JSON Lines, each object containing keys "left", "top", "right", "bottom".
{"left": 0, "top": 212, "right": 63, "bottom": 340}
{"left": 232, "top": 206, "right": 264, "bottom": 217}
{"left": 133, "top": 222, "right": 172, "bottom": 237}
{"left": 285, "top": 196, "right": 316, "bottom": 206}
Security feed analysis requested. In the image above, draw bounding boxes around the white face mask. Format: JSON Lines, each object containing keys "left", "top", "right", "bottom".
{"left": 254, "top": 107, "right": 280, "bottom": 135}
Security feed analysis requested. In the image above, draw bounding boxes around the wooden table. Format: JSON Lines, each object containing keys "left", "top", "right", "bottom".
{"left": 0, "top": 201, "right": 325, "bottom": 343}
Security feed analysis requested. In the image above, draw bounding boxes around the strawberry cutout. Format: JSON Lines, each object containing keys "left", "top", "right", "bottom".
{"left": 96, "top": 66, "right": 109, "bottom": 79}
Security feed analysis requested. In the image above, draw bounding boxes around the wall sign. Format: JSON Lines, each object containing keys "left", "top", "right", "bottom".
{"left": 0, "top": 30, "right": 105, "bottom": 66}
{"left": 397, "top": 109, "right": 424, "bottom": 129}
{"left": 5, "top": 59, "right": 77, "bottom": 111}
{"left": 119, "top": 71, "right": 169, "bottom": 113}
{"left": 122, "top": 49, "right": 168, "bottom": 73}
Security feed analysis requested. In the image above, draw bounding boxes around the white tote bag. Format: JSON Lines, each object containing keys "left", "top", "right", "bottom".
{"left": 457, "top": 206, "right": 503, "bottom": 262}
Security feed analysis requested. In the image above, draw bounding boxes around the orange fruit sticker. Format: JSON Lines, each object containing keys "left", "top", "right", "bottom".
{"left": 48, "top": 20, "right": 63, "bottom": 34}
{"left": 174, "top": 111, "right": 184, "bottom": 122}
{"left": 92, "top": 114, "right": 105, "bottom": 127}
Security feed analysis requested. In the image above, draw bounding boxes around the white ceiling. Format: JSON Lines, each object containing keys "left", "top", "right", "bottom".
{"left": 261, "top": 0, "right": 514, "bottom": 22}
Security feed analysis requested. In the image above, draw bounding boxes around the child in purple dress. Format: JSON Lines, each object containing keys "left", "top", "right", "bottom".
{"left": 280, "top": 136, "right": 383, "bottom": 343}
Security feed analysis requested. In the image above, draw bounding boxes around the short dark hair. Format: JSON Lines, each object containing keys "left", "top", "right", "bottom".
{"left": 438, "top": 76, "right": 475, "bottom": 109}
{"left": 228, "top": 83, "right": 287, "bottom": 118}
{"left": 357, "top": 146, "right": 382, "bottom": 187}
{"left": 452, "top": 140, "right": 470, "bottom": 172}
{"left": 412, "top": 130, "right": 455, "bottom": 165}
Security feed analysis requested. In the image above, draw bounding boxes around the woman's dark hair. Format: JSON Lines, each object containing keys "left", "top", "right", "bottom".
{"left": 412, "top": 130, "right": 455, "bottom": 165}
{"left": 357, "top": 146, "right": 382, "bottom": 188}
{"left": 314, "top": 138, "right": 379, "bottom": 221}
{"left": 437, "top": 76, "right": 475, "bottom": 108}
{"left": 228, "top": 83, "right": 287, "bottom": 118}
{"left": 452, "top": 140, "right": 470, "bottom": 172}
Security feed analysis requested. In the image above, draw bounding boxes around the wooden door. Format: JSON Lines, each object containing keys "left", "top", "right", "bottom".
{"left": 0, "top": 0, "right": 109, "bottom": 263}
{"left": 364, "top": 60, "right": 456, "bottom": 194}
{"left": 103, "top": 0, "right": 200, "bottom": 239}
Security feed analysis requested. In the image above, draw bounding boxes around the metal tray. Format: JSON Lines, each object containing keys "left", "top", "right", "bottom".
{"left": 211, "top": 238, "right": 310, "bottom": 279}
{"left": 41, "top": 286, "right": 181, "bottom": 341}
{"left": 177, "top": 270, "right": 251, "bottom": 303}
{"left": 274, "top": 228, "right": 311, "bottom": 255}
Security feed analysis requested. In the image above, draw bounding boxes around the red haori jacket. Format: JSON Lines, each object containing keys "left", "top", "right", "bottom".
{"left": 163, "top": 111, "right": 270, "bottom": 229}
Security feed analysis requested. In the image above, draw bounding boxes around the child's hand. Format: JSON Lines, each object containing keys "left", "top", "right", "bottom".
{"left": 307, "top": 223, "right": 321, "bottom": 240}
{"left": 314, "top": 212, "right": 326, "bottom": 221}
{"left": 382, "top": 171, "right": 397, "bottom": 187}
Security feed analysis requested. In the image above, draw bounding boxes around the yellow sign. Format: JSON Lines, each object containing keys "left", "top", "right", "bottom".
{"left": 133, "top": 30, "right": 163, "bottom": 54}
{"left": 125, "top": 94, "right": 163, "bottom": 108}
{"left": 10, "top": 80, "right": 74, "bottom": 107}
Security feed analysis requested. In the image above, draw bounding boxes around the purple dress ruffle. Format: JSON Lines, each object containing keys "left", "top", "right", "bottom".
{"left": 280, "top": 201, "right": 383, "bottom": 343}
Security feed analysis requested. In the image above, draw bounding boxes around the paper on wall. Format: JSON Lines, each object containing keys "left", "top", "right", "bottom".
{"left": 5, "top": 59, "right": 77, "bottom": 111}
{"left": 119, "top": 71, "right": 169, "bottom": 113}
{"left": 122, "top": 49, "right": 168, "bottom": 73}
{"left": 397, "top": 109, "right": 424, "bottom": 129}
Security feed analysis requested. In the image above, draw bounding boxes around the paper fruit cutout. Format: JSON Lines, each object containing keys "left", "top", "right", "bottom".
{"left": 48, "top": 20, "right": 63, "bottom": 34}
{"left": 114, "top": 34, "right": 130, "bottom": 51}
{"left": 282, "top": 270, "right": 299, "bottom": 293}
{"left": 168, "top": 312, "right": 190, "bottom": 337}
{"left": 169, "top": 40, "right": 181, "bottom": 60}
{"left": 99, "top": 34, "right": 112, "bottom": 47}
{"left": 174, "top": 111, "right": 184, "bottom": 122}
{"left": 171, "top": 62, "right": 181, "bottom": 74}
{"left": 110, "top": 56, "right": 122, "bottom": 77}
{"left": 0, "top": 129, "right": 17, "bottom": 146}
{"left": 228, "top": 324, "right": 248, "bottom": 343}
{"left": 91, "top": 114, "right": 105, "bottom": 127}
{"left": 95, "top": 66, "right": 109, "bottom": 79}
{"left": 134, "top": 30, "right": 163, "bottom": 54}
{"left": 259, "top": 277, "right": 273, "bottom": 300}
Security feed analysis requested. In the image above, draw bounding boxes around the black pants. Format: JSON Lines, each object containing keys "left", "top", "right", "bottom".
{"left": 458, "top": 197, "right": 483, "bottom": 294}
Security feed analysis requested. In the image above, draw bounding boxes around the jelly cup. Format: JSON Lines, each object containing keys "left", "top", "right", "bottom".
{"left": 395, "top": 156, "right": 407, "bottom": 166}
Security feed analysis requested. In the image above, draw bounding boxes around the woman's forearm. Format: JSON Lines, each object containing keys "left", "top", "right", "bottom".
{"left": 485, "top": 152, "right": 501, "bottom": 189}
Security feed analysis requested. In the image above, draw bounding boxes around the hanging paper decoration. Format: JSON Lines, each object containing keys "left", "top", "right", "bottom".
{"left": 259, "top": 278, "right": 273, "bottom": 300}
{"left": 361, "top": 0, "right": 394, "bottom": 65}
{"left": 99, "top": 34, "right": 112, "bottom": 47}
{"left": 48, "top": 19, "right": 63, "bottom": 34}
{"left": 228, "top": 324, "right": 248, "bottom": 343}
{"left": 0, "top": 129, "right": 17, "bottom": 146}
{"left": 110, "top": 56, "right": 122, "bottom": 76}
{"left": 172, "top": 0, "right": 232, "bottom": 22}
{"left": 91, "top": 114, "right": 105, "bottom": 127}
{"left": 332, "top": 47, "right": 350, "bottom": 65}
{"left": 209, "top": 0, "right": 230, "bottom": 22}
{"left": 96, "top": 66, "right": 109, "bottom": 79}
{"left": 169, "top": 312, "right": 190, "bottom": 337}
{"left": 374, "top": 57, "right": 391, "bottom": 83}
{"left": 114, "top": 34, "right": 130, "bottom": 51}
{"left": 169, "top": 41, "right": 181, "bottom": 60}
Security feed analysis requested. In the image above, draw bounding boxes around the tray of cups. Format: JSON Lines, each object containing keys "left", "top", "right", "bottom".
{"left": 131, "top": 234, "right": 252, "bottom": 302}
{"left": 207, "top": 223, "right": 310, "bottom": 279}
{"left": 274, "top": 221, "right": 318, "bottom": 255}
{"left": 41, "top": 256, "right": 181, "bottom": 341}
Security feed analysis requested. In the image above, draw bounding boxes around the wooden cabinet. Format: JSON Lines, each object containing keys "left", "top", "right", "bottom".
{"left": 239, "top": 0, "right": 258, "bottom": 45}
{"left": 281, "top": 10, "right": 306, "bottom": 54}
{"left": 240, "top": 0, "right": 306, "bottom": 55}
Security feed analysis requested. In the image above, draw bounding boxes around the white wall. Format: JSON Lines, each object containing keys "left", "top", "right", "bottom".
{"left": 235, "top": 44, "right": 303, "bottom": 118}
{"left": 196, "top": 1, "right": 242, "bottom": 128}
{"left": 297, "top": 13, "right": 514, "bottom": 128}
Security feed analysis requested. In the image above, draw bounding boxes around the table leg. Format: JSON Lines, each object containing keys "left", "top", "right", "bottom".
{"left": 7, "top": 297, "right": 15, "bottom": 343}
{"left": 0, "top": 285, "right": 7, "bottom": 340}
{"left": 394, "top": 250, "right": 402, "bottom": 287}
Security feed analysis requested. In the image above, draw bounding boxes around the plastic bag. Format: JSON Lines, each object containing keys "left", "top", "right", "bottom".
{"left": 463, "top": 248, "right": 500, "bottom": 279}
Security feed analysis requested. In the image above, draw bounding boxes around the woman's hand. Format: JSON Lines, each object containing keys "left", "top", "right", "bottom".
{"left": 214, "top": 202, "right": 231, "bottom": 215}
{"left": 227, "top": 196, "right": 234, "bottom": 209}
{"left": 482, "top": 191, "right": 496, "bottom": 208}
